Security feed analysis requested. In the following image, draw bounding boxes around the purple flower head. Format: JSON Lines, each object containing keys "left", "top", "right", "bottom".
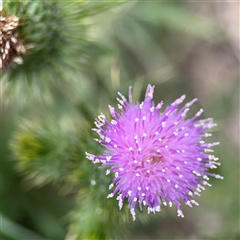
{"left": 86, "top": 85, "right": 222, "bottom": 220}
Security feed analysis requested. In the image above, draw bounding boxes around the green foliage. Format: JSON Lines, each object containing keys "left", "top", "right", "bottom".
{"left": 67, "top": 189, "right": 132, "bottom": 239}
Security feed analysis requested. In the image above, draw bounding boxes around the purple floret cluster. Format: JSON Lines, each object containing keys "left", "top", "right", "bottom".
{"left": 86, "top": 85, "right": 222, "bottom": 220}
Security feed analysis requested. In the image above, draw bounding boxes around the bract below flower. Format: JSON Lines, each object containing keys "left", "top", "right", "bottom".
{"left": 86, "top": 85, "right": 223, "bottom": 220}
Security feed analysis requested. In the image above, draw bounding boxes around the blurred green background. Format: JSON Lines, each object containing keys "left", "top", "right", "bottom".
{"left": 1, "top": 1, "right": 239, "bottom": 239}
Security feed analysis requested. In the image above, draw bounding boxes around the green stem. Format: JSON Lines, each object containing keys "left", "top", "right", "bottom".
{"left": 0, "top": 213, "right": 45, "bottom": 240}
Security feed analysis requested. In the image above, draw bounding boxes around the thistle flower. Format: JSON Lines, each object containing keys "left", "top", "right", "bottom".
{"left": 1, "top": 1, "right": 126, "bottom": 103}
{"left": 0, "top": 14, "right": 26, "bottom": 70}
{"left": 86, "top": 85, "right": 223, "bottom": 220}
